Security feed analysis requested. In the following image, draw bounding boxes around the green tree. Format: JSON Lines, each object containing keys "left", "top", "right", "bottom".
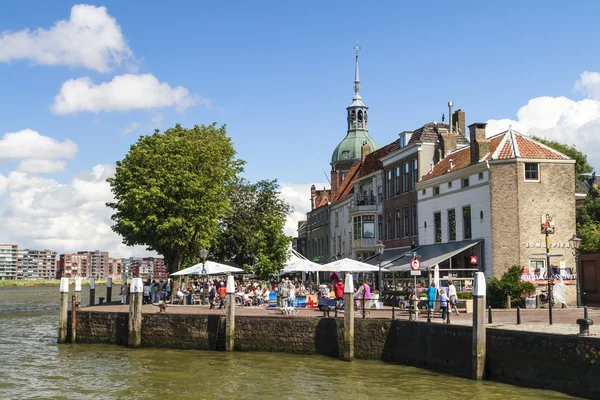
{"left": 107, "top": 123, "right": 244, "bottom": 274}
{"left": 577, "top": 186, "right": 600, "bottom": 250}
{"left": 532, "top": 136, "right": 593, "bottom": 180}
{"left": 211, "top": 179, "right": 291, "bottom": 278}
{"left": 579, "top": 222, "right": 600, "bottom": 252}
{"left": 487, "top": 265, "right": 536, "bottom": 308}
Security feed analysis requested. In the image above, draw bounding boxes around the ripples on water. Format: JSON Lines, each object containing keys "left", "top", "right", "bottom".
{"left": 0, "top": 286, "right": 577, "bottom": 399}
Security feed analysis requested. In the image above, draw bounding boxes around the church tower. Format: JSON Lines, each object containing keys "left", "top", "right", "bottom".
{"left": 330, "top": 44, "right": 380, "bottom": 197}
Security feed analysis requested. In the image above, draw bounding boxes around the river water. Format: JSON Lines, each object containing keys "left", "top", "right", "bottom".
{"left": 0, "top": 285, "right": 577, "bottom": 399}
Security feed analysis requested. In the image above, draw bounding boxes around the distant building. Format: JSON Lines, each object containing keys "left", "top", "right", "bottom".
{"left": 108, "top": 258, "right": 122, "bottom": 279}
{"left": 147, "top": 257, "right": 167, "bottom": 279}
{"left": 58, "top": 253, "right": 90, "bottom": 278}
{"left": 0, "top": 244, "right": 18, "bottom": 280}
{"left": 79, "top": 250, "right": 109, "bottom": 279}
{"left": 18, "top": 249, "right": 57, "bottom": 280}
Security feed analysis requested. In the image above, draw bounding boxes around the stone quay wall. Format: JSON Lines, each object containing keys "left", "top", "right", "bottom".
{"left": 69, "top": 312, "right": 599, "bottom": 399}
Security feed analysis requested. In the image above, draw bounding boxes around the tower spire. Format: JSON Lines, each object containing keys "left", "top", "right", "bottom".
{"left": 353, "top": 41, "right": 361, "bottom": 96}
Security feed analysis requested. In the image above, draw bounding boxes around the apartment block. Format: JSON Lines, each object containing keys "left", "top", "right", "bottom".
{"left": 18, "top": 249, "right": 57, "bottom": 280}
{"left": 0, "top": 244, "right": 18, "bottom": 280}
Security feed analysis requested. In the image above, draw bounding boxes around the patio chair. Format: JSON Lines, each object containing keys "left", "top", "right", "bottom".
{"left": 192, "top": 294, "right": 201, "bottom": 305}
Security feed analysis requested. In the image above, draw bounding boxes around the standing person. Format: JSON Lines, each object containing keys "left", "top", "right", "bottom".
{"left": 143, "top": 280, "right": 151, "bottom": 304}
{"left": 362, "top": 281, "right": 372, "bottom": 309}
{"left": 279, "top": 279, "right": 290, "bottom": 307}
{"left": 277, "top": 278, "right": 286, "bottom": 307}
{"left": 120, "top": 283, "right": 128, "bottom": 305}
{"left": 334, "top": 278, "right": 345, "bottom": 309}
{"left": 427, "top": 282, "right": 437, "bottom": 311}
{"left": 448, "top": 280, "right": 459, "bottom": 315}
{"left": 217, "top": 282, "right": 227, "bottom": 309}
{"left": 208, "top": 281, "right": 216, "bottom": 309}
{"left": 288, "top": 280, "right": 296, "bottom": 307}
{"left": 166, "top": 279, "right": 172, "bottom": 300}
{"left": 439, "top": 288, "right": 449, "bottom": 322}
{"left": 150, "top": 280, "right": 157, "bottom": 304}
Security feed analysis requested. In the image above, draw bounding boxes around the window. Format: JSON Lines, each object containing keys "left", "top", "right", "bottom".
{"left": 395, "top": 210, "right": 401, "bottom": 239}
{"left": 338, "top": 236, "right": 342, "bottom": 256}
{"left": 353, "top": 217, "right": 362, "bottom": 240}
{"left": 335, "top": 211, "right": 339, "bottom": 227}
{"left": 399, "top": 134, "right": 406, "bottom": 148}
{"left": 387, "top": 212, "right": 393, "bottom": 240}
{"left": 448, "top": 208, "right": 456, "bottom": 241}
{"left": 462, "top": 178, "right": 470, "bottom": 188}
{"left": 332, "top": 237, "right": 336, "bottom": 256}
{"left": 422, "top": 189, "right": 426, "bottom": 195}
{"left": 478, "top": 172, "right": 484, "bottom": 180}
{"left": 412, "top": 159, "right": 418, "bottom": 190}
{"left": 433, "top": 186, "right": 440, "bottom": 196}
{"left": 386, "top": 170, "right": 392, "bottom": 198}
{"left": 377, "top": 186, "right": 383, "bottom": 203}
{"left": 448, "top": 181, "right": 453, "bottom": 189}
{"left": 529, "top": 260, "right": 545, "bottom": 276}
{"left": 525, "top": 163, "right": 539, "bottom": 181}
{"left": 378, "top": 214, "right": 383, "bottom": 240}
{"left": 394, "top": 166, "right": 401, "bottom": 196}
{"left": 412, "top": 205, "right": 418, "bottom": 236}
{"left": 403, "top": 207, "right": 410, "bottom": 238}
{"left": 463, "top": 206, "right": 472, "bottom": 239}
{"left": 403, "top": 162, "right": 409, "bottom": 193}
{"left": 434, "top": 212, "right": 442, "bottom": 243}
{"left": 342, "top": 151, "right": 350, "bottom": 159}
{"left": 362, "top": 215, "right": 375, "bottom": 238}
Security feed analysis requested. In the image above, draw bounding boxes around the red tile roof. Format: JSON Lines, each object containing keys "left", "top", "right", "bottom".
{"left": 358, "top": 142, "right": 398, "bottom": 178}
{"left": 331, "top": 161, "right": 361, "bottom": 202}
{"left": 422, "top": 129, "right": 570, "bottom": 182}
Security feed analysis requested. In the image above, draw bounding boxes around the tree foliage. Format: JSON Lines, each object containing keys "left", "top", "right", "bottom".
{"left": 532, "top": 136, "right": 593, "bottom": 180}
{"left": 107, "top": 123, "right": 244, "bottom": 273}
{"left": 577, "top": 186, "right": 600, "bottom": 251}
{"left": 211, "top": 179, "right": 292, "bottom": 278}
{"left": 487, "top": 266, "right": 536, "bottom": 308}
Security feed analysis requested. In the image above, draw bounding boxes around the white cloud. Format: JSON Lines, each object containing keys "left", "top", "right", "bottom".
{"left": 0, "top": 164, "right": 154, "bottom": 258}
{"left": 51, "top": 73, "right": 204, "bottom": 114}
{"left": 279, "top": 183, "right": 327, "bottom": 237}
{"left": 0, "top": 129, "right": 78, "bottom": 161}
{"left": 0, "top": 4, "right": 133, "bottom": 72}
{"left": 122, "top": 121, "right": 140, "bottom": 135}
{"left": 18, "top": 159, "right": 66, "bottom": 174}
{"left": 486, "top": 71, "right": 600, "bottom": 172}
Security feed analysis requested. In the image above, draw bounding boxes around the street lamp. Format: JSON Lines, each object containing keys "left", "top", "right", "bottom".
{"left": 569, "top": 234, "right": 582, "bottom": 307}
{"left": 199, "top": 248, "right": 209, "bottom": 305}
{"left": 375, "top": 241, "right": 385, "bottom": 291}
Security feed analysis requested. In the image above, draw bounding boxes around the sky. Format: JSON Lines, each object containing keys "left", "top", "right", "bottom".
{"left": 1, "top": 1, "right": 600, "bottom": 258}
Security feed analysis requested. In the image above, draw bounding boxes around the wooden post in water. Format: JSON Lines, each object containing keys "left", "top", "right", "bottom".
{"left": 71, "top": 295, "right": 77, "bottom": 343}
{"left": 58, "top": 278, "right": 69, "bottom": 344}
{"left": 472, "top": 272, "right": 486, "bottom": 381}
{"left": 128, "top": 277, "right": 144, "bottom": 348}
{"left": 89, "top": 277, "right": 96, "bottom": 306}
{"left": 225, "top": 275, "right": 236, "bottom": 352}
{"left": 75, "top": 277, "right": 82, "bottom": 307}
{"left": 106, "top": 278, "right": 112, "bottom": 303}
{"left": 343, "top": 273, "right": 354, "bottom": 361}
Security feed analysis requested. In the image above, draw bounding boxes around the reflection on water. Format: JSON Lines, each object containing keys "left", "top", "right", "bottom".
{"left": 0, "top": 286, "right": 577, "bottom": 399}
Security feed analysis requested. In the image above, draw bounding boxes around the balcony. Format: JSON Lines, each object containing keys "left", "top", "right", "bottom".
{"left": 349, "top": 195, "right": 377, "bottom": 214}
{"left": 353, "top": 238, "right": 376, "bottom": 250}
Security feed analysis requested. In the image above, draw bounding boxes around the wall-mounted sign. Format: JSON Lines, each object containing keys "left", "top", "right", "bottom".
{"left": 541, "top": 214, "right": 555, "bottom": 234}
{"left": 523, "top": 242, "right": 570, "bottom": 249}
{"left": 469, "top": 256, "right": 478, "bottom": 265}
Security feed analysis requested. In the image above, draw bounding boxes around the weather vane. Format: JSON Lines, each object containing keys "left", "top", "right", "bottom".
{"left": 354, "top": 41, "right": 361, "bottom": 55}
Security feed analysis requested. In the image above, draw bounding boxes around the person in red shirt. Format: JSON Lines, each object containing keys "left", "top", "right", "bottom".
{"left": 217, "top": 282, "right": 227, "bottom": 309}
{"left": 334, "top": 278, "right": 345, "bottom": 309}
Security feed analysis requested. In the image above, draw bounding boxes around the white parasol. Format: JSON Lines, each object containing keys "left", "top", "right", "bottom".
{"left": 319, "top": 258, "right": 380, "bottom": 272}
{"left": 170, "top": 260, "right": 244, "bottom": 276}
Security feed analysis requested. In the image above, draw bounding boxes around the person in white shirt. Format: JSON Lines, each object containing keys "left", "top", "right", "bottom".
{"left": 448, "top": 280, "right": 459, "bottom": 315}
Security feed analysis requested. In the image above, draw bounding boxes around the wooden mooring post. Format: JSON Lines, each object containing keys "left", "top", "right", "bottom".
{"left": 343, "top": 273, "right": 354, "bottom": 361}
{"left": 58, "top": 278, "right": 69, "bottom": 344}
{"left": 472, "top": 272, "right": 486, "bottom": 381}
{"left": 226, "top": 275, "right": 235, "bottom": 352}
{"left": 128, "top": 278, "right": 143, "bottom": 348}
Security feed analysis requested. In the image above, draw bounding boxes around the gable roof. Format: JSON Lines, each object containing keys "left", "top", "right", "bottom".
{"left": 422, "top": 128, "right": 570, "bottom": 182}
{"left": 331, "top": 161, "right": 361, "bottom": 202}
{"left": 407, "top": 122, "right": 470, "bottom": 146}
{"left": 357, "top": 142, "right": 398, "bottom": 178}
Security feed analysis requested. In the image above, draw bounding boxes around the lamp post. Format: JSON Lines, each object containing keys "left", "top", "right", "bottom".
{"left": 375, "top": 241, "right": 385, "bottom": 291}
{"left": 569, "top": 234, "right": 582, "bottom": 307}
{"left": 199, "top": 248, "right": 209, "bottom": 305}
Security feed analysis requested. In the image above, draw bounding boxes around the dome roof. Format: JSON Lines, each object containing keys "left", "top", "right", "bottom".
{"left": 331, "top": 130, "right": 380, "bottom": 164}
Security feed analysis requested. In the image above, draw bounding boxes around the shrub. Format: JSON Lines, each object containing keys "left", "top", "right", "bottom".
{"left": 487, "top": 265, "right": 536, "bottom": 308}
{"left": 457, "top": 291, "right": 473, "bottom": 299}
{"left": 382, "top": 290, "right": 412, "bottom": 297}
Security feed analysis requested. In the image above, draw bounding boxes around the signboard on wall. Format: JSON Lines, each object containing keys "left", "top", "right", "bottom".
{"left": 540, "top": 214, "right": 555, "bottom": 234}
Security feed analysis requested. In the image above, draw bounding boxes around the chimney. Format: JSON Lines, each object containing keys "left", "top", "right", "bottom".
{"left": 360, "top": 141, "right": 371, "bottom": 162}
{"left": 330, "top": 168, "right": 338, "bottom": 200}
{"left": 469, "top": 122, "right": 490, "bottom": 164}
{"left": 310, "top": 184, "right": 317, "bottom": 210}
{"left": 453, "top": 109, "right": 466, "bottom": 136}
{"left": 439, "top": 128, "right": 458, "bottom": 158}
{"left": 449, "top": 159, "right": 453, "bottom": 170}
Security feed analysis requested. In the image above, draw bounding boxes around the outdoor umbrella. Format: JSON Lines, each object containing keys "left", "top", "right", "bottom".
{"left": 318, "top": 258, "right": 380, "bottom": 272}
{"left": 281, "top": 258, "right": 321, "bottom": 273}
{"left": 433, "top": 264, "right": 440, "bottom": 289}
{"left": 170, "top": 260, "right": 244, "bottom": 276}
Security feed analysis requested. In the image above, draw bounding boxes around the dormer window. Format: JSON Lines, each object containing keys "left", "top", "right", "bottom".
{"left": 342, "top": 151, "right": 350, "bottom": 159}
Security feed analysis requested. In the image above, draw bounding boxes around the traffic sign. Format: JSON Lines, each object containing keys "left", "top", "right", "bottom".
{"left": 410, "top": 257, "right": 421, "bottom": 271}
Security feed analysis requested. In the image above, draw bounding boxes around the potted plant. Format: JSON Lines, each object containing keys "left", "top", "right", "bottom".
{"left": 457, "top": 291, "right": 474, "bottom": 313}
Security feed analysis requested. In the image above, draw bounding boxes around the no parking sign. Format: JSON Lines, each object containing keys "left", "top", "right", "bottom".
{"left": 410, "top": 257, "right": 421, "bottom": 276}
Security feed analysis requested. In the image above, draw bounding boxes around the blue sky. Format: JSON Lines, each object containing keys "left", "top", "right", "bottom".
{"left": 1, "top": 1, "right": 600, "bottom": 255}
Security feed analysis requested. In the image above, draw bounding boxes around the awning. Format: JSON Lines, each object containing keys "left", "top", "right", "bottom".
{"left": 385, "top": 240, "right": 481, "bottom": 272}
{"left": 364, "top": 245, "right": 413, "bottom": 268}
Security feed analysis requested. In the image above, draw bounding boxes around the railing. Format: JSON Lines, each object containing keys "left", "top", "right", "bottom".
{"left": 355, "top": 195, "right": 377, "bottom": 206}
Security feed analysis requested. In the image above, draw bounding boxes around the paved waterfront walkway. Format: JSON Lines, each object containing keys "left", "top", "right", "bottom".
{"left": 83, "top": 302, "right": 600, "bottom": 336}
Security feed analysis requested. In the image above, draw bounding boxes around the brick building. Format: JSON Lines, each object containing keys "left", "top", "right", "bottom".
{"left": 413, "top": 124, "right": 575, "bottom": 296}
{"left": 59, "top": 253, "right": 90, "bottom": 278}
